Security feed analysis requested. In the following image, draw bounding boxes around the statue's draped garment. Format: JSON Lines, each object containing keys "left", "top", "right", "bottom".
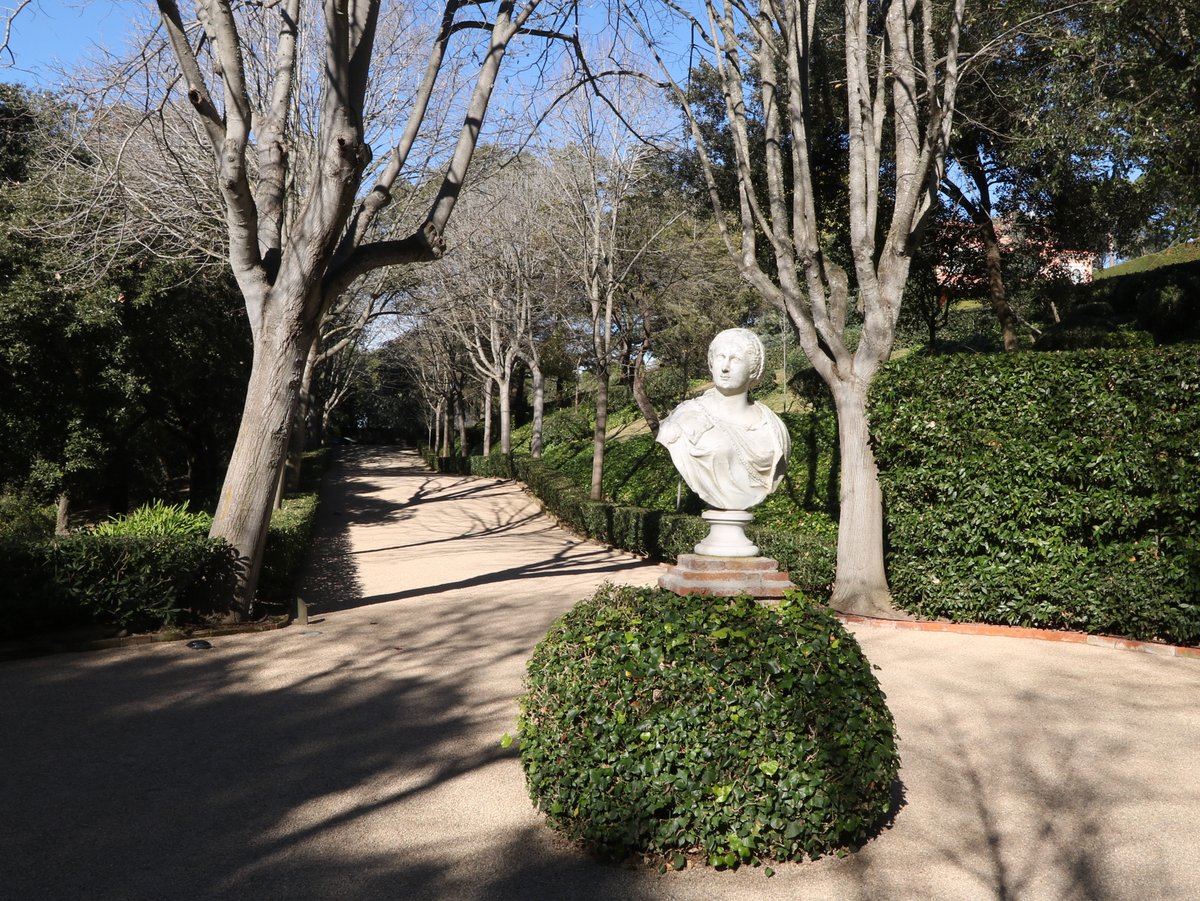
{"left": 657, "top": 389, "right": 790, "bottom": 510}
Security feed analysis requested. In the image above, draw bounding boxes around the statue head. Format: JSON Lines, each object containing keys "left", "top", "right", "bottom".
{"left": 707, "top": 328, "right": 766, "bottom": 395}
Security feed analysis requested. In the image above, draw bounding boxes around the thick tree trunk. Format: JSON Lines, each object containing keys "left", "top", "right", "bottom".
{"left": 440, "top": 398, "right": 451, "bottom": 457}
{"left": 981, "top": 220, "right": 1019, "bottom": 351}
{"left": 530, "top": 364, "right": 545, "bottom": 459}
{"left": 211, "top": 317, "right": 314, "bottom": 617}
{"left": 827, "top": 378, "right": 908, "bottom": 619}
{"left": 456, "top": 392, "right": 468, "bottom": 456}
{"left": 590, "top": 367, "right": 609, "bottom": 501}
{"left": 285, "top": 337, "right": 320, "bottom": 491}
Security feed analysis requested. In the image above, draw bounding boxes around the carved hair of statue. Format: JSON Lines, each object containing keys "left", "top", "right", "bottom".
{"left": 707, "top": 328, "right": 766, "bottom": 386}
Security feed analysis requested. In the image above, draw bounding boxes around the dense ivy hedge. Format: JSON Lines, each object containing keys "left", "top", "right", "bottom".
{"left": 517, "top": 584, "right": 899, "bottom": 867}
{"left": 430, "top": 452, "right": 836, "bottom": 597}
{"left": 871, "top": 347, "right": 1200, "bottom": 644}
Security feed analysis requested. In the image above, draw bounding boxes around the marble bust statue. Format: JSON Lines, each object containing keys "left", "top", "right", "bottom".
{"left": 657, "top": 328, "right": 790, "bottom": 513}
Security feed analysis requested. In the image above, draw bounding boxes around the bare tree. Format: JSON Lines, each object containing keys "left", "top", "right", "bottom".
{"left": 628, "top": 0, "right": 966, "bottom": 615}
{"left": 81, "top": 0, "right": 585, "bottom": 612}
{"left": 430, "top": 154, "right": 552, "bottom": 455}
{"left": 542, "top": 78, "right": 681, "bottom": 499}
{"left": 0, "top": 1, "right": 33, "bottom": 68}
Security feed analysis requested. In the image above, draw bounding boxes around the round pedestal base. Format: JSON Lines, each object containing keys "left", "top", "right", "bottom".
{"left": 694, "top": 509, "right": 758, "bottom": 557}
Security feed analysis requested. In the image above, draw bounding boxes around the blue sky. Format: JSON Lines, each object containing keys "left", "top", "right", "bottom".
{"left": 2, "top": 1, "right": 136, "bottom": 88}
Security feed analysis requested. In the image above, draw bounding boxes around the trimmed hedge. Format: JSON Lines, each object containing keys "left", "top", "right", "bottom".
{"left": 517, "top": 584, "right": 899, "bottom": 866}
{"left": 0, "top": 448, "right": 331, "bottom": 637}
{"left": 0, "top": 534, "right": 239, "bottom": 638}
{"left": 258, "top": 493, "right": 321, "bottom": 602}
{"left": 1053, "top": 256, "right": 1200, "bottom": 345}
{"left": 871, "top": 347, "right": 1200, "bottom": 644}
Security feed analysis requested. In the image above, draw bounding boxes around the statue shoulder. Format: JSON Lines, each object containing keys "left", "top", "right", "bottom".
{"left": 659, "top": 397, "right": 713, "bottom": 444}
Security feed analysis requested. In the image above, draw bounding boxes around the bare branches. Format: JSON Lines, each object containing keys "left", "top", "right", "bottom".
{"left": 0, "top": 0, "right": 33, "bottom": 66}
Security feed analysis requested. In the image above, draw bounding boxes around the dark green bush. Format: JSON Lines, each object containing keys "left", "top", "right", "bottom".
{"left": 0, "top": 493, "right": 56, "bottom": 540}
{"left": 258, "top": 493, "right": 320, "bottom": 602}
{"left": 517, "top": 584, "right": 899, "bottom": 866}
{"left": 871, "top": 347, "right": 1200, "bottom": 644}
{"left": 1074, "top": 257, "right": 1200, "bottom": 343}
{"left": 0, "top": 533, "right": 239, "bottom": 638}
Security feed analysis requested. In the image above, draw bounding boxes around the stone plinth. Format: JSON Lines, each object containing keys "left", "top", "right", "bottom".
{"left": 694, "top": 509, "right": 757, "bottom": 557}
{"left": 659, "top": 553, "right": 795, "bottom": 600}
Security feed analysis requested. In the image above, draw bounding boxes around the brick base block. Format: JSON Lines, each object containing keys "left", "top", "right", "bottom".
{"left": 659, "top": 554, "right": 795, "bottom": 599}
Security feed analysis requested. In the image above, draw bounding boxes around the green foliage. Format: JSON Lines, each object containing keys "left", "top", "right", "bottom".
{"left": 258, "top": 493, "right": 320, "bottom": 602}
{"left": 871, "top": 347, "right": 1200, "bottom": 644}
{"left": 1042, "top": 257, "right": 1200, "bottom": 346}
{"left": 0, "top": 493, "right": 55, "bottom": 540}
{"left": 517, "top": 584, "right": 899, "bottom": 865}
{"left": 92, "top": 500, "right": 212, "bottom": 538}
{"left": 0, "top": 533, "right": 239, "bottom": 639}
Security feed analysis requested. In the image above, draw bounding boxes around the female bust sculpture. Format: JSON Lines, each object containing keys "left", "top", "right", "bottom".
{"left": 657, "top": 328, "right": 790, "bottom": 512}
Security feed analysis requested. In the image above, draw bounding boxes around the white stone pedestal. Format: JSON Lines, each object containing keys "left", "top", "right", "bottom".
{"left": 694, "top": 509, "right": 758, "bottom": 557}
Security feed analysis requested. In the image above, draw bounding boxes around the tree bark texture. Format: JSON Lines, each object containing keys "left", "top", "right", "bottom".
{"left": 482, "top": 379, "right": 493, "bottom": 457}
{"left": 529, "top": 364, "right": 545, "bottom": 459}
{"left": 631, "top": 355, "right": 660, "bottom": 436}
{"left": 981, "top": 219, "right": 1019, "bottom": 351}
{"left": 828, "top": 381, "right": 904, "bottom": 617}
{"left": 590, "top": 368, "right": 609, "bottom": 501}
{"left": 211, "top": 315, "right": 315, "bottom": 618}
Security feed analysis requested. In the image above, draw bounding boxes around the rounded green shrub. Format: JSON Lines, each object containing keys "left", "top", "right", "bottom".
{"left": 517, "top": 584, "right": 899, "bottom": 867}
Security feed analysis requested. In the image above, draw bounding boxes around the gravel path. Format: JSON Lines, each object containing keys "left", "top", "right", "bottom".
{"left": 1, "top": 447, "right": 1197, "bottom": 900}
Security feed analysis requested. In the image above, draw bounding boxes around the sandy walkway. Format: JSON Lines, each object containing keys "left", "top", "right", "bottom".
{"left": 1, "top": 447, "right": 1197, "bottom": 900}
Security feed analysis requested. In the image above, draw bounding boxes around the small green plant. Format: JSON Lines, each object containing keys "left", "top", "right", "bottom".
{"left": 92, "top": 500, "right": 213, "bottom": 538}
{"left": 517, "top": 584, "right": 900, "bottom": 866}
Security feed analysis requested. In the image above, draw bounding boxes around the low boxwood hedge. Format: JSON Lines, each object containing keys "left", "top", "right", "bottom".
{"left": 516, "top": 583, "right": 899, "bottom": 866}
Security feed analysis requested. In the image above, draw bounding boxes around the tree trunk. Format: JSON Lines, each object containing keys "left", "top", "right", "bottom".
{"left": 440, "top": 398, "right": 451, "bottom": 457}
{"left": 827, "top": 379, "right": 906, "bottom": 619}
{"left": 456, "top": 392, "right": 467, "bottom": 456}
{"left": 434, "top": 398, "right": 444, "bottom": 456}
{"left": 498, "top": 375, "right": 513, "bottom": 454}
{"left": 530, "top": 363, "right": 545, "bottom": 459}
{"left": 631, "top": 354, "right": 660, "bottom": 435}
{"left": 210, "top": 318, "right": 314, "bottom": 617}
{"left": 981, "top": 219, "right": 1019, "bottom": 351}
{"left": 482, "top": 379, "right": 493, "bottom": 457}
{"left": 590, "top": 366, "right": 609, "bottom": 501}
{"left": 285, "top": 337, "right": 320, "bottom": 492}
{"left": 55, "top": 492, "right": 70, "bottom": 536}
